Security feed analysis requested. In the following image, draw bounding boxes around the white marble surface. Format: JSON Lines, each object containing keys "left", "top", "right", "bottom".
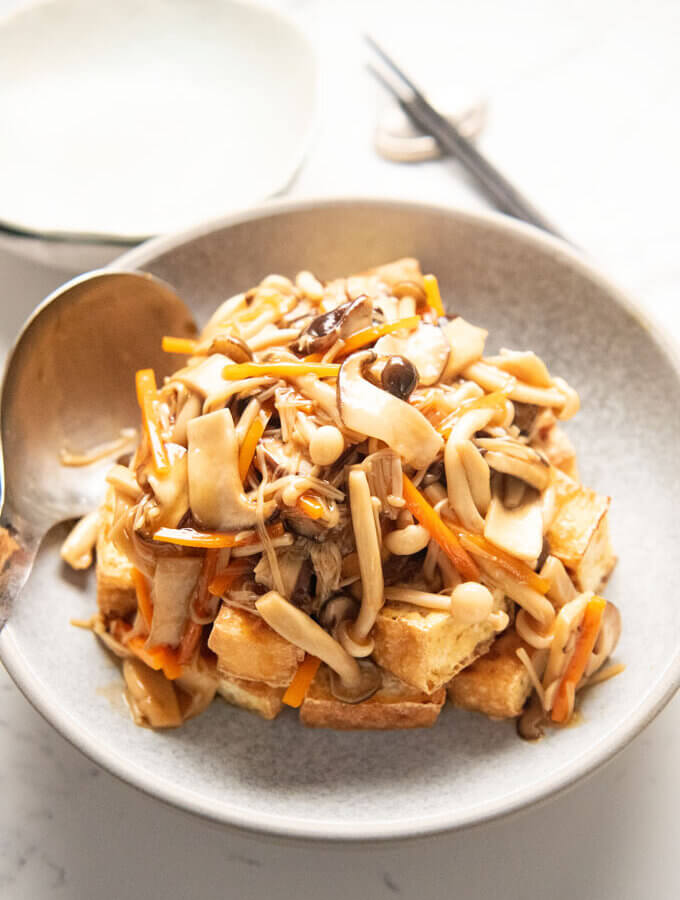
{"left": 1, "top": 0, "right": 678, "bottom": 896}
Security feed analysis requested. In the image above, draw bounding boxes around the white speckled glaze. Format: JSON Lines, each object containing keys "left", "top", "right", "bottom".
{"left": 1, "top": 198, "right": 678, "bottom": 842}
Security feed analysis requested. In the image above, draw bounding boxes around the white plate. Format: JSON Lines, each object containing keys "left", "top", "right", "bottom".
{"left": 0, "top": 0, "right": 317, "bottom": 264}
{"left": 1, "top": 198, "right": 679, "bottom": 842}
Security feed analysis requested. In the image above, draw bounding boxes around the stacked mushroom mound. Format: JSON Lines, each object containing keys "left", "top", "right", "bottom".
{"left": 62, "top": 258, "right": 621, "bottom": 734}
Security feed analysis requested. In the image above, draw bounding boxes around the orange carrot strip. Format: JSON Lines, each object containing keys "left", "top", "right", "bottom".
{"left": 456, "top": 530, "right": 550, "bottom": 594}
{"left": 135, "top": 369, "right": 170, "bottom": 475}
{"left": 208, "top": 560, "right": 253, "bottom": 596}
{"left": 303, "top": 353, "right": 324, "bottom": 363}
{"left": 222, "top": 362, "right": 340, "bottom": 380}
{"left": 402, "top": 475, "right": 480, "bottom": 582}
{"left": 338, "top": 315, "right": 421, "bottom": 357}
{"left": 296, "top": 493, "right": 325, "bottom": 520}
{"left": 152, "top": 522, "right": 285, "bottom": 549}
{"left": 131, "top": 568, "right": 153, "bottom": 630}
{"left": 162, "top": 336, "right": 198, "bottom": 354}
{"left": 437, "top": 388, "right": 512, "bottom": 438}
{"left": 128, "top": 635, "right": 182, "bottom": 680}
{"left": 552, "top": 596, "right": 607, "bottom": 723}
{"left": 423, "top": 274, "right": 445, "bottom": 317}
{"left": 238, "top": 408, "right": 270, "bottom": 482}
{"left": 282, "top": 655, "right": 321, "bottom": 708}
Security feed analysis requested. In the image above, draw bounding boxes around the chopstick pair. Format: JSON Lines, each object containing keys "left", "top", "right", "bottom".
{"left": 365, "top": 36, "right": 565, "bottom": 241}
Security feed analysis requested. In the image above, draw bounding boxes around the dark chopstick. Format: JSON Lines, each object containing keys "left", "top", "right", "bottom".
{"left": 366, "top": 36, "right": 566, "bottom": 241}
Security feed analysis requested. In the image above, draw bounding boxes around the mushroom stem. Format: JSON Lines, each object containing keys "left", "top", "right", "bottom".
{"left": 256, "top": 591, "right": 361, "bottom": 688}
{"left": 348, "top": 468, "right": 385, "bottom": 642}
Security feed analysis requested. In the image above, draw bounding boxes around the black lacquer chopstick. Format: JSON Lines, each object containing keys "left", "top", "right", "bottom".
{"left": 366, "top": 36, "right": 565, "bottom": 241}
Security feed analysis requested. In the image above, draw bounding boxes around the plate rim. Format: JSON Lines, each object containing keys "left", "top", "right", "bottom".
{"left": 2, "top": 196, "right": 679, "bottom": 842}
{"left": 0, "top": 0, "right": 320, "bottom": 243}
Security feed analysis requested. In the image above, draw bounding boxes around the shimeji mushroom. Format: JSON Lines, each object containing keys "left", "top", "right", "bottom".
{"left": 584, "top": 602, "right": 621, "bottom": 677}
{"left": 255, "top": 591, "right": 362, "bottom": 689}
{"left": 343, "top": 468, "right": 384, "bottom": 650}
{"left": 374, "top": 323, "right": 450, "bottom": 386}
{"left": 187, "top": 408, "right": 276, "bottom": 530}
{"left": 293, "top": 295, "right": 374, "bottom": 355}
{"left": 476, "top": 436, "right": 551, "bottom": 492}
{"left": 337, "top": 350, "right": 443, "bottom": 469}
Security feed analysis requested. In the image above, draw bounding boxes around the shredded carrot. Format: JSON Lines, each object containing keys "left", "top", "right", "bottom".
{"left": 128, "top": 635, "right": 182, "bottom": 680}
{"left": 135, "top": 369, "right": 170, "bottom": 475}
{"left": 296, "top": 493, "right": 325, "bottom": 520}
{"left": 153, "top": 521, "right": 285, "bottom": 549}
{"left": 176, "top": 621, "right": 203, "bottom": 667}
{"left": 402, "top": 475, "right": 480, "bottom": 581}
{"left": 423, "top": 274, "right": 445, "bottom": 317}
{"left": 162, "top": 336, "right": 198, "bottom": 355}
{"left": 552, "top": 596, "right": 607, "bottom": 723}
{"left": 208, "top": 559, "right": 253, "bottom": 596}
{"left": 282, "top": 655, "right": 321, "bottom": 708}
{"left": 222, "top": 362, "right": 340, "bottom": 380}
{"left": 303, "top": 353, "right": 324, "bottom": 363}
{"left": 437, "top": 388, "right": 512, "bottom": 438}
{"left": 238, "top": 408, "right": 270, "bottom": 482}
{"left": 337, "top": 315, "right": 420, "bottom": 357}
{"left": 455, "top": 530, "right": 550, "bottom": 594}
{"left": 131, "top": 568, "right": 153, "bottom": 630}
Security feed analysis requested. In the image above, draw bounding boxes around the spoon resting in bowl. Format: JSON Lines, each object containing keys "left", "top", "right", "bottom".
{"left": 0, "top": 270, "right": 196, "bottom": 628}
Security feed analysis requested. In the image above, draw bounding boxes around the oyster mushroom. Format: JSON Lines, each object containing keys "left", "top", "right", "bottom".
{"left": 375, "top": 323, "right": 450, "bottom": 385}
{"left": 346, "top": 468, "right": 384, "bottom": 643}
{"left": 484, "top": 480, "right": 544, "bottom": 564}
{"left": 122, "top": 657, "right": 182, "bottom": 729}
{"left": 476, "top": 437, "right": 551, "bottom": 492}
{"left": 440, "top": 317, "right": 488, "bottom": 380}
{"left": 337, "top": 351, "right": 443, "bottom": 469}
{"left": 187, "top": 408, "right": 275, "bottom": 530}
{"left": 255, "top": 591, "right": 361, "bottom": 689}
{"left": 292, "top": 295, "right": 374, "bottom": 355}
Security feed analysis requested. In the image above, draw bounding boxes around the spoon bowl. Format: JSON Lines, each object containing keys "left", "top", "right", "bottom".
{"left": 0, "top": 270, "right": 196, "bottom": 626}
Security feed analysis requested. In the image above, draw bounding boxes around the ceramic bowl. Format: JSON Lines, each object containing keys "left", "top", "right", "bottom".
{"left": 1, "top": 198, "right": 678, "bottom": 841}
{"left": 0, "top": 0, "right": 318, "bottom": 269}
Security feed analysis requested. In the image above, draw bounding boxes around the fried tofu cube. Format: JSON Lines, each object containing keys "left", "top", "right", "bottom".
{"left": 207, "top": 604, "right": 303, "bottom": 688}
{"left": 548, "top": 470, "right": 616, "bottom": 592}
{"left": 300, "top": 665, "right": 445, "bottom": 730}
{"left": 217, "top": 676, "right": 285, "bottom": 720}
{"left": 371, "top": 601, "right": 504, "bottom": 694}
{"left": 447, "top": 631, "right": 541, "bottom": 719}
{"left": 95, "top": 490, "right": 136, "bottom": 619}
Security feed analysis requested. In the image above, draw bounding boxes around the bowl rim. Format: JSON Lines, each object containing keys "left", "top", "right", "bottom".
{"left": 2, "top": 196, "right": 679, "bottom": 842}
{"left": 0, "top": 0, "right": 320, "bottom": 244}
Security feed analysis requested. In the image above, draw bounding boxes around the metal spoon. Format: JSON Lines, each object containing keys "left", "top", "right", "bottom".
{"left": 0, "top": 270, "right": 197, "bottom": 628}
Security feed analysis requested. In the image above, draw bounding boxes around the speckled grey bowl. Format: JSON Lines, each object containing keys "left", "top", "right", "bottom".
{"left": 1, "top": 198, "right": 679, "bottom": 841}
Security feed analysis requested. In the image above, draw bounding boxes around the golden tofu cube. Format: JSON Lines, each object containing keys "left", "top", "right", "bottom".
{"left": 217, "top": 676, "right": 285, "bottom": 720}
{"left": 548, "top": 470, "right": 616, "bottom": 592}
{"left": 300, "top": 665, "right": 445, "bottom": 730}
{"left": 207, "top": 604, "right": 303, "bottom": 688}
{"left": 371, "top": 601, "right": 503, "bottom": 694}
{"left": 447, "top": 630, "right": 539, "bottom": 719}
{"left": 95, "top": 489, "right": 136, "bottom": 619}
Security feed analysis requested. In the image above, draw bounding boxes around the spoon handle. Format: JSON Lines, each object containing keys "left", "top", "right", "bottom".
{"left": 0, "top": 520, "right": 40, "bottom": 630}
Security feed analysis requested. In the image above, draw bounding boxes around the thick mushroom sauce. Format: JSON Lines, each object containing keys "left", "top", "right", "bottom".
{"left": 62, "top": 259, "right": 621, "bottom": 734}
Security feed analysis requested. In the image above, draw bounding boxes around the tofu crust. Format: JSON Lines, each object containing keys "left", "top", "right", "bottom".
{"left": 217, "top": 676, "right": 285, "bottom": 720}
{"left": 371, "top": 601, "right": 503, "bottom": 693}
{"left": 208, "top": 604, "right": 303, "bottom": 687}
{"left": 95, "top": 488, "right": 136, "bottom": 619}
{"left": 300, "top": 665, "right": 445, "bottom": 730}
{"left": 447, "top": 630, "right": 537, "bottom": 719}
{"left": 548, "top": 469, "right": 616, "bottom": 592}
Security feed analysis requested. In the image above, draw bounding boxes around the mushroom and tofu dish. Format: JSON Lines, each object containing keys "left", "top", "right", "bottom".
{"left": 62, "top": 258, "right": 621, "bottom": 735}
